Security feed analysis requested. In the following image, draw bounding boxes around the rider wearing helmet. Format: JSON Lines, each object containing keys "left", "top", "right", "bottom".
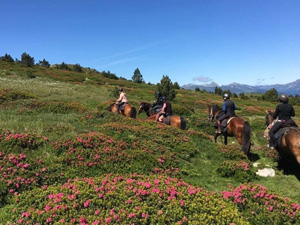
{"left": 216, "top": 93, "right": 237, "bottom": 133}
{"left": 155, "top": 96, "right": 173, "bottom": 123}
{"left": 152, "top": 91, "right": 163, "bottom": 112}
{"left": 269, "top": 93, "right": 297, "bottom": 149}
{"left": 116, "top": 88, "right": 128, "bottom": 114}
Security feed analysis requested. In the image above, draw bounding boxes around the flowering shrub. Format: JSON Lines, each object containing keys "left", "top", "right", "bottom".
{"left": 217, "top": 146, "right": 257, "bottom": 182}
{"left": 55, "top": 131, "right": 183, "bottom": 177}
{"left": 221, "top": 183, "right": 300, "bottom": 224}
{"left": 0, "top": 151, "right": 65, "bottom": 206}
{"left": 0, "top": 131, "right": 48, "bottom": 152}
{"left": 0, "top": 131, "right": 49, "bottom": 152}
{"left": 3, "top": 174, "right": 248, "bottom": 224}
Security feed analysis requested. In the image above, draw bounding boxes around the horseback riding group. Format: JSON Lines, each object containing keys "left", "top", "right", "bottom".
{"left": 108, "top": 87, "right": 300, "bottom": 162}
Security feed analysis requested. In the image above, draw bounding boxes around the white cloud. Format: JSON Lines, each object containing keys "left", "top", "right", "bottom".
{"left": 192, "top": 76, "right": 213, "bottom": 83}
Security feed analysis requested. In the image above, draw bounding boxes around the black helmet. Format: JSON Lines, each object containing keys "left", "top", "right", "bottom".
{"left": 161, "top": 96, "right": 166, "bottom": 101}
{"left": 223, "top": 93, "right": 230, "bottom": 100}
{"left": 119, "top": 88, "right": 123, "bottom": 92}
{"left": 278, "top": 94, "right": 288, "bottom": 103}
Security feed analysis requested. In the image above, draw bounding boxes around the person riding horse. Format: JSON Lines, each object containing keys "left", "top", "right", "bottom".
{"left": 268, "top": 94, "right": 297, "bottom": 149}
{"left": 152, "top": 91, "right": 163, "bottom": 114}
{"left": 216, "top": 93, "right": 237, "bottom": 133}
{"left": 116, "top": 88, "right": 128, "bottom": 114}
{"left": 155, "top": 96, "right": 172, "bottom": 123}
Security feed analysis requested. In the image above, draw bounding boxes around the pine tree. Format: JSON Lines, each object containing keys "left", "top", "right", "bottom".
{"left": 156, "top": 75, "right": 177, "bottom": 101}
{"left": 21, "top": 52, "right": 35, "bottom": 67}
{"left": 132, "top": 68, "right": 144, "bottom": 83}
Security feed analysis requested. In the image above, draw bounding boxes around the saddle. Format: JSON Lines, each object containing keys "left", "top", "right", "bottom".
{"left": 119, "top": 103, "right": 128, "bottom": 111}
{"left": 214, "top": 117, "right": 235, "bottom": 133}
{"left": 162, "top": 115, "right": 171, "bottom": 125}
{"left": 273, "top": 126, "right": 297, "bottom": 148}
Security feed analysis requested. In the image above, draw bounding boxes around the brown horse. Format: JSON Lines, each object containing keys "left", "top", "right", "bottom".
{"left": 138, "top": 102, "right": 161, "bottom": 117}
{"left": 265, "top": 110, "right": 300, "bottom": 165}
{"left": 107, "top": 103, "right": 137, "bottom": 119}
{"left": 208, "top": 105, "right": 251, "bottom": 156}
{"left": 147, "top": 113, "right": 186, "bottom": 130}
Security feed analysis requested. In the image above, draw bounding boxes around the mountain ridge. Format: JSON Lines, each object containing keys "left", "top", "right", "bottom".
{"left": 182, "top": 79, "right": 300, "bottom": 95}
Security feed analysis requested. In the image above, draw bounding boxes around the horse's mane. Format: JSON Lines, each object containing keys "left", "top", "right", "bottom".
{"left": 107, "top": 103, "right": 115, "bottom": 111}
{"left": 212, "top": 105, "right": 221, "bottom": 112}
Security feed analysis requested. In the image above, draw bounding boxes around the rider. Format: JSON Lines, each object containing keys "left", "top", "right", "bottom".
{"left": 152, "top": 91, "right": 163, "bottom": 113}
{"left": 269, "top": 93, "right": 297, "bottom": 149}
{"left": 216, "top": 93, "right": 237, "bottom": 133}
{"left": 116, "top": 88, "right": 128, "bottom": 114}
{"left": 155, "top": 96, "right": 172, "bottom": 123}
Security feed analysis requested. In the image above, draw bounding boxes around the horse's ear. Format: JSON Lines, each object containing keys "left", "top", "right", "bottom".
{"left": 207, "top": 104, "right": 210, "bottom": 108}
{"left": 265, "top": 110, "right": 269, "bottom": 114}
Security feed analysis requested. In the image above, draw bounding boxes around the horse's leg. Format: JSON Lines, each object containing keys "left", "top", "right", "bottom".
{"left": 214, "top": 133, "right": 220, "bottom": 143}
{"left": 224, "top": 135, "right": 228, "bottom": 145}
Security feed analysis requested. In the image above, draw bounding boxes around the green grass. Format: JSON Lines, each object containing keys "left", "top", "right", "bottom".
{"left": 1, "top": 60, "right": 300, "bottom": 209}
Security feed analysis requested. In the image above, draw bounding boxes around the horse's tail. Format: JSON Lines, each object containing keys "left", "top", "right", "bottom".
{"left": 130, "top": 106, "right": 137, "bottom": 119}
{"left": 242, "top": 121, "right": 251, "bottom": 156}
{"left": 180, "top": 117, "right": 186, "bottom": 130}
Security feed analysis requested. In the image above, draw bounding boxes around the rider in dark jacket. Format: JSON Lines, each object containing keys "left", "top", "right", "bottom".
{"left": 269, "top": 94, "right": 297, "bottom": 148}
{"left": 152, "top": 92, "right": 163, "bottom": 113}
{"left": 216, "top": 93, "right": 237, "bottom": 133}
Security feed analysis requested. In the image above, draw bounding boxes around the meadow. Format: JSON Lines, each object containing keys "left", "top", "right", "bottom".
{"left": 1, "top": 61, "right": 300, "bottom": 224}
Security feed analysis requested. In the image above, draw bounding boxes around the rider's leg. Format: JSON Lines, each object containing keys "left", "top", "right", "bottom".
{"left": 158, "top": 114, "right": 164, "bottom": 123}
{"left": 269, "top": 122, "right": 282, "bottom": 148}
{"left": 216, "top": 120, "right": 221, "bottom": 133}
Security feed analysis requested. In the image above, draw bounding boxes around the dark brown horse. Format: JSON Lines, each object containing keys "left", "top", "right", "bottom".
{"left": 138, "top": 102, "right": 161, "bottom": 117}
{"left": 107, "top": 103, "right": 137, "bottom": 119}
{"left": 147, "top": 113, "right": 186, "bottom": 130}
{"left": 265, "top": 110, "right": 300, "bottom": 165}
{"left": 208, "top": 105, "right": 251, "bottom": 156}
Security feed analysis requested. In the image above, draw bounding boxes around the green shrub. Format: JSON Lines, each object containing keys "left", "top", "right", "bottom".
{"left": 2, "top": 174, "right": 248, "bottom": 224}
{"left": 221, "top": 183, "right": 300, "bottom": 224}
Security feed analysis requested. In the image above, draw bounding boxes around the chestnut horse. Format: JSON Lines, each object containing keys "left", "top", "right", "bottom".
{"left": 265, "top": 110, "right": 300, "bottom": 165}
{"left": 107, "top": 103, "right": 137, "bottom": 119}
{"left": 138, "top": 102, "right": 161, "bottom": 117}
{"left": 147, "top": 113, "right": 186, "bottom": 130}
{"left": 208, "top": 105, "right": 251, "bottom": 156}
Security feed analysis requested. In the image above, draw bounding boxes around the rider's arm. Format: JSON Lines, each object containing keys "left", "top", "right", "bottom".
{"left": 291, "top": 106, "right": 295, "bottom": 117}
{"left": 161, "top": 103, "right": 166, "bottom": 113}
{"left": 222, "top": 102, "right": 226, "bottom": 113}
{"left": 233, "top": 103, "right": 237, "bottom": 110}
{"left": 116, "top": 93, "right": 123, "bottom": 102}
{"left": 273, "top": 105, "right": 280, "bottom": 119}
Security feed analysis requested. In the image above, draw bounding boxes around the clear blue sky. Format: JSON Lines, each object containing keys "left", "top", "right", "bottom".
{"left": 1, "top": 0, "right": 300, "bottom": 86}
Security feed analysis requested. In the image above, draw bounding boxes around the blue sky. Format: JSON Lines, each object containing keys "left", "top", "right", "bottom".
{"left": 1, "top": 0, "right": 300, "bottom": 86}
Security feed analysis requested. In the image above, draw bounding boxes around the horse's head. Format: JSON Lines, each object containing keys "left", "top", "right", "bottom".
{"left": 138, "top": 102, "right": 151, "bottom": 115}
{"left": 138, "top": 102, "right": 145, "bottom": 114}
{"left": 264, "top": 110, "right": 275, "bottom": 139}
{"left": 265, "top": 110, "right": 275, "bottom": 126}
{"left": 208, "top": 105, "right": 220, "bottom": 122}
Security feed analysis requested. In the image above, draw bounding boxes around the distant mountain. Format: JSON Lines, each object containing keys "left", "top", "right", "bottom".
{"left": 182, "top": 79, "right": 300, "bottom": 95}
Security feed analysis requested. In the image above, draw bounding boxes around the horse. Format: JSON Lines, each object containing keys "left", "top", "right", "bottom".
{"left": 208, "top": 105, "right": 251, "bottom": 156}
{"left": 147, "top": 113, "right": 186, "bottom": 130}
{"left": 138, "top": 102, "right": 161, "bottom": 117}
{"left": 107, "top": 103, "right": 137, "bottom": 119}
{"left": 264, "top": 110, "right": 300, "bottom": 165}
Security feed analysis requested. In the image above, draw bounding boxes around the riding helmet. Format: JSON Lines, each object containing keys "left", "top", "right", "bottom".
{"left": 223, "top": 93, "right": 230, "bottom": 100}
{"left": 161, "top": 96, "right": 166, "bottom": 101}
{"left": 119, "top": 88, "right": 123, "bottom": 92}
{"left": 278, "top": 93, "right": 288, "bottom": 103}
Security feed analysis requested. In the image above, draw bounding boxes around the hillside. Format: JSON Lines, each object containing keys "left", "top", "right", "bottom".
{"left": 1, "top": 61, "right": 300, "bottom": 224}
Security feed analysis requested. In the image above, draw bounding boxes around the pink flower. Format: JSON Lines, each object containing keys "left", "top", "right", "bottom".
{"left": 105, "top": 217, "right": 112, "bottom": 223}
{"left": 95, "top": 209, "right": 100, "bottom": 215}
{"left": 158, "top": 210, "right": 163, "bottom": 215}
{"left": 45, "top": 205, "right": 51, "bottom": 211}
{"left": 83, "top": 199, "right": 90, "bottom": 208}
{"left": 142, "top": 213, "right": 148, "bottom": 218}
{"left": 46, "top": 217, "right": 51, "bottom": 223}
{"left": 128, "top": 213, "right": 136, "bottom": 218}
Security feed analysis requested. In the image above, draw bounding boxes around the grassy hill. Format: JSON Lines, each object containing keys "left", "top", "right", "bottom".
{"left": 1, "top": 61, "right": 300, "bottom": 224}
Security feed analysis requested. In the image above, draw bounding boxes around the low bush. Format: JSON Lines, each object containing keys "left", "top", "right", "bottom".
{"left": 2, "top": 174, "right": 248, "bottom": 224}
{"left": 221, "top": 183, "right": 300, "bottom": 224}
